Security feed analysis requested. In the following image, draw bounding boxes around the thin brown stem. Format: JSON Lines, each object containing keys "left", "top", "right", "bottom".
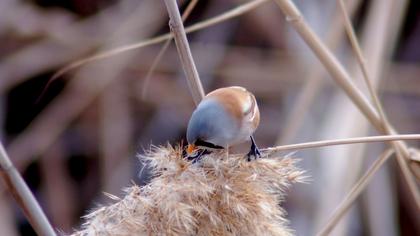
{"left": 49, "top": 0, "right": 269, "bottom": 84}
{"left": 164, "top": 0, "right": 204, "bottom": 104}
{"left": 272, "top": 0, "right": 419, "bottom": 208}
{"left": 340, "top": 0, "right": 420, "bottom": 209}
{"left": 7, "top": 0, "right": 270, "bottom": 174}
{"left": 264, "top": 134, "right": 420, "bottom": 154}
{"left": 338, "top": 0, "right": 388, "bottom": 123}
{"left": 141, "top": 0, "right": 199, "bottom": 99}
{"left": 272, "top": 0, "right": 380, "bottom": 128}
{"left": 0, "top": 143, "right": 56, "bottom": 236}
{"left": 276, "top": 0, "right": 362, "bottom": 145}
{"left": 316, "top": 149, "right": 395, "bottom": 236}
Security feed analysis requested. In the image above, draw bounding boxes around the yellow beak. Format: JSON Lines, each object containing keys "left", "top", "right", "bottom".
{"left": 187, "top": 144, "right": 197, "bottom": 155}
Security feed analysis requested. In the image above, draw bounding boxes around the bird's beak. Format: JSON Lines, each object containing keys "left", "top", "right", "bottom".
{"left": 187, "top": 144, "right": 197, "bottom": 155}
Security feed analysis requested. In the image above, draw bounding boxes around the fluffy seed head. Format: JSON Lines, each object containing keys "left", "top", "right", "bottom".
{"left": 72, "top": 145, "right": 305, "bottom": 236}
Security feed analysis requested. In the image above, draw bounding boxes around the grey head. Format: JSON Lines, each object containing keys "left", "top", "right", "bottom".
{"left": 187, "top": 99, "right": 239, "bottom": 149}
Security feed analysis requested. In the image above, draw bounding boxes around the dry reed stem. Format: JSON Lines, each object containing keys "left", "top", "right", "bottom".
{"left": 338, "top": 0, "right": 410, "bottom": 166}
{"left": 276, "top": 0, "right": 362, "bottom": 145}
{"left": 0, "top": 0, "right": 156, "bottom": 93}
{"left": 355, "top": 0, "right": 420, "bottom": 208}
{"left": 0, "top": 142, "right": 56, "bottom": 236}
{"left": 338, "top": 0, "right": 388, "bottom": 123}
{"left": 8, "top": 1, "right": 165, "bottom": 168}
{"left": 316, "top": 149, "right": 395, "bottom": 236}
{"left": 272, "top": 0, "right": 420, "bottom": 209}
{"left": 265, "top": 134, "right": 420, "bottom": 154}
{"left": 8, "top": 0, "right": 269, "bottom": 169}
{"left": 409, "top": 149, "right": 420, "bottom": 180}
{"left": 31, "top": 1, "right": 269, "bottom": 160}
{"left": 272, "top": 0, "right": 380, "bottom": 128}
{"left": 141, "top": 0, "right": 199, "bottom": 100}
{"left": 164, "top": 0, "right": 205, "bottom": 105}
{"left": 72, "top": 145, "right": 304, "bottom": 235}
{"left": 50, "top": 0, "right": 269, "bottom": 88}
{"left": 336, "top": 0, "right": 420, "bottom": 226}
{"left": 72, "top": 135, "right": 419, "bottom": 235}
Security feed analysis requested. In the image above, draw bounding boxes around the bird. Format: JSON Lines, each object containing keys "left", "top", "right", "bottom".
{"left": 186, "top": 86, "right": 261, "bottom": 162}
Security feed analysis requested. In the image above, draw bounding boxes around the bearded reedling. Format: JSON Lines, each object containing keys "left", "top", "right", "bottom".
{"left": 186, "top": 86, "right": 260, "bottom": 161}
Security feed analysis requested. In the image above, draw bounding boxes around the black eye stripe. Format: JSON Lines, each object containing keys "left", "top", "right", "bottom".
{"left": 195, "top": 139, "right": 224, "bottom": 149}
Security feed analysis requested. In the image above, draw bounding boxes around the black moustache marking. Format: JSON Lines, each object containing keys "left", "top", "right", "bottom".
{"left": 187, "top": 149, "right": 212, "bottom": 163}
{"left": 195, "top": 139, "right": 224, "bottom": 150}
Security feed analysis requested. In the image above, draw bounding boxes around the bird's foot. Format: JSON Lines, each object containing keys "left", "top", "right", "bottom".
{"left": 247, "top": 147, "right": 261, "bottom": 161}
{"left": 247, "top": 135, "right": 261, "bottom": 161}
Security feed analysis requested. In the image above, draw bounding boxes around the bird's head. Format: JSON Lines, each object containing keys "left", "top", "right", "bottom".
{"left": 186, "top": 99, "right": 237, "bottom": 155}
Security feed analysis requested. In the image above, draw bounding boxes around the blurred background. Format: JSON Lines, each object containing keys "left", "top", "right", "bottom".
{"left": 0, "top": 0, "right": 419, "bottom": 235}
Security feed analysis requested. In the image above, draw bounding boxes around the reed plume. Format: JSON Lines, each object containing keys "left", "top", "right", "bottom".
{"left": 72, "top": 145, "right": 305, "bottom": 236}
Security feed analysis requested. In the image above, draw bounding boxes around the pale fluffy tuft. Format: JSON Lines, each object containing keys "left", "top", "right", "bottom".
{"left": 72, "top": 145, "right": 305, "bottom": 236}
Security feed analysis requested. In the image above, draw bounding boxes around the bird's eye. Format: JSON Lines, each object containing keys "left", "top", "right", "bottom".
{"left": 195, "top": 139, "right": 224, "bottom": 149}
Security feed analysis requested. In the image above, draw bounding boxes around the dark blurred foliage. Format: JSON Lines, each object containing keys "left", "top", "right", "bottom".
{"left": 29, "top": 0, "right": 116, "bottom": 17}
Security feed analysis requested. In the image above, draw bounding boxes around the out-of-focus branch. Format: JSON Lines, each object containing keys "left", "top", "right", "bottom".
{"left": 0, "top": 1, "right": 75, "bottom": 37}
{"left": 0, "top": 0, "right": 142, "bottom": 92}
{"left": 47, "top": 0, "right": 269, "bottom": 87}
{"left": 316, "top": 149, "right": 395, "bottom": 236}
{"left": 272, "top": 0, "right": 380, "bottom": 128}
{"left": 272, "top": 0, "right": 419, "bottom": 208}
{"left": 0, "top": 194, "right": 18, "bottom": 236}
{"left": 338, "top": 0, "right": 388, "bottom": 121}
{"left": 100, "top": 82, "right": 133, "bottom": 195}
{"left": 40, "top": 141, "right": 77, "bottom": 233}
{"left": 276, "top": 0, "right": 362, "bottom": 145}
{"left": 141, "top": 0, "right": 200, "bottom": 99}
{"left": 7, "top": 0, "right": 166, "bottom": 170}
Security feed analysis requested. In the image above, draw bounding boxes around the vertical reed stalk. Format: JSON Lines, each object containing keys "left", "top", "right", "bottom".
{"left": 163, "top": 0, "right": 205, "bottom": 105}
{"left": 316, "top": 149, "right": 395, "bottom": 236}
{"left": 338, "top": 0, "right": 388, "bottom": 122}
{"left": 272, "top": 0, "right": 419, "bottom": 209}
{"left": 0, "top": 142, "right": 56, "bottom": 236}
{"left": 142, "top": 0, "right": 199, "bottom": 99}
{"left": 276, "top": 0, "right": 362, "bottom": 145}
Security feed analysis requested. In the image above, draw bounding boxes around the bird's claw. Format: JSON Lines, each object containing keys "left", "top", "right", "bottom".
{"left": 247, "top": 146, "right": 261, "bottom": 161}
{"left": 187, "top": 149, "right": 211, "bottom": 164}
{"left": 246, "top": 136, "right": 261, "bottom": 162}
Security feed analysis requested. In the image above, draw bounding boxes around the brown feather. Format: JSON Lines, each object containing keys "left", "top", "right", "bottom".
{"left": 205, "top": 87, "right": 252, "bottom": 123}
